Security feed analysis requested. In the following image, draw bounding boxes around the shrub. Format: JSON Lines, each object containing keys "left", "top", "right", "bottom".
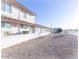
{"left": 22, "top": 31, "right": 29, "bottom": 34}
{"left": 53, "top": 28, "right": 63, "bottom": 33}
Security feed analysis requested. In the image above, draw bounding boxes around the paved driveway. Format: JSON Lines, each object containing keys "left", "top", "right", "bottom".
{"left": 1, "top": 33, "right": 78, "bottom": 59}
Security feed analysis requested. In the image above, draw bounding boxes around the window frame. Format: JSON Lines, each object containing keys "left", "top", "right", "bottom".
{"left": 1, "top": 0, "right": 12, "bottom": 13}
{"left": 5, "top": 2, "right": 12, "bottom": 13}
{"left": 5, "top": 22, "right": 11, "bottom": 28}
{"left": 1, "top": 22, "right": 11, "bottom": 28}
{"left": 1, "top": 22, "right": 5, "bottom": 28}
{"left": 20, "top": 11, "right": 26, "bottom": 18}
{"left": 1, "top": 0, "right": 5, "bottom": 11}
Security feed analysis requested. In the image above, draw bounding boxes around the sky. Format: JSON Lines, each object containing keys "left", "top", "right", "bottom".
{"left": 16, "top": 0, "right": 78, "bottom": 29}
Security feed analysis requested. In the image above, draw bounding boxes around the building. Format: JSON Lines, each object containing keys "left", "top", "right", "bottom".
{"left": 1, "top": 0, "right": 51, "bottom": 37}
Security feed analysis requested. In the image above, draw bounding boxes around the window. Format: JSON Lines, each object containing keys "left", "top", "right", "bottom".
{"left": 1, "top": 22, "right": 5, "bottom": 28}
{"left": 20, "top": 24, "right": 24, "bottom": 28}
{"left": 20, "top": 24, "right": 27, "bottom": 29}
{"left": 5, "top": 3, "right": 11, "bottom": 13}
{"left": 1, "top": 22, "right": 11, "bottom": 28}
{"left": 1, "top": 0, "right": 5, "bottom": 11}
{"left": 5, "top": 22, "right": 11, "bottom": 28}
{"left": 20, "top": 11, "right": 26, "bottom": 18}
{"left": 1, "top": 0, "right": 11, "bottom": 13}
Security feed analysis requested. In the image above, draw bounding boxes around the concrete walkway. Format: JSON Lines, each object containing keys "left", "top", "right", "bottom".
{"left": 1, "top": 33, "right": 78, "bottom": 59}
{"left": 1, "top": 32, "right": 50, "bottom": 49}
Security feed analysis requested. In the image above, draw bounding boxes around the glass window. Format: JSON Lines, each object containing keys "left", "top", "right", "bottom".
{"left": 1, "top": 22, "right": 5, "bottom": 28}
{"left": 24, "top": 13, "right": 26, "bottom": 18}
{"left": 1, "top": 0, "right": 12, "bottom": 13}
{"left": 20, "top": 24, "right": 24, "bottom": 28}
{"left": 20, "top": 24, "right": 27, "bottom": 29}
{"left": 5, "top": 3, "right": 11, "bottom": 13}
{"left": 5, "top": 22, "right": 11, "bottom": 28}
{"left": 1, "top": 0, "right": 5, "bottom": 11}
{"left": 1, "top": 22, "right": 11, "bottom": 28}
{"left": 20, "top": 11, "right": 26, "bottom": 18}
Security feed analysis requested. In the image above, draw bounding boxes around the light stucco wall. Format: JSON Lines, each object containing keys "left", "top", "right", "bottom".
{"left": 26, "top": 14, "right": 35, "bottom": 23}
{"left": 12, "top": 6, "right": 20, "bottom": 19}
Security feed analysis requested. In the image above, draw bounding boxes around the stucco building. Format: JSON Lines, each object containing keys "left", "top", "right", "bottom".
{"left": 1, "top": 0, "right": 51, "bottom": 37}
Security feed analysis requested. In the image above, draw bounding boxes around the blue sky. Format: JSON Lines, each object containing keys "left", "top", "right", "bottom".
{"left": 16, "top": 0, "right": 78, "bottom": 29}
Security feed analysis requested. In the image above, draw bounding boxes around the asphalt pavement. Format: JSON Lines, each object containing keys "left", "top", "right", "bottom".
{"left": 1, "top": 33, "right": 78, "bottom": 59}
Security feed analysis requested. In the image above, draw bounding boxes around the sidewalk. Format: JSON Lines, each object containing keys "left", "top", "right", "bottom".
{"left": 1, "top": 32, "right": 50, "bottom": 49}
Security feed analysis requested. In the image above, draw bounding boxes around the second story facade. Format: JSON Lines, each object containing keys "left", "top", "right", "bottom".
{"left": 1, "top": 0, "right": 36, "bottom": 23}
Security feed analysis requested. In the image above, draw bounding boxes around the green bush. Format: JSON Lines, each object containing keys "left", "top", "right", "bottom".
{"left": 53, "top": 28, "right": 63, "bottom": 33}
{"left": 22, "top": 31, "right": 29, "bottom": 34}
